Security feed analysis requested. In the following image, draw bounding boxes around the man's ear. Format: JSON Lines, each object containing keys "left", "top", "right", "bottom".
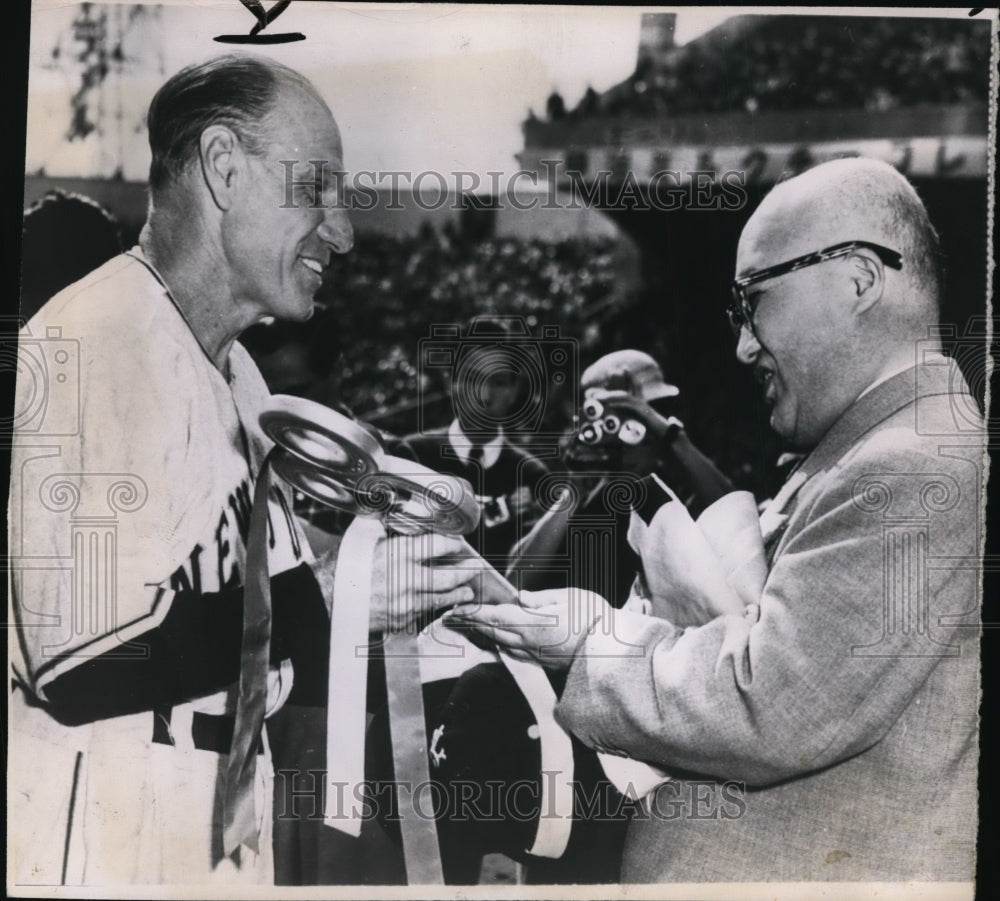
{"left": 847, "top": 248, "right": 885, "bottom": 316}
{"left": 199, "top": 125, "right": 243, "bottom": 211}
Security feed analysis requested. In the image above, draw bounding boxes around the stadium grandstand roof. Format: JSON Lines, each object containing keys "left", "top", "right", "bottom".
{"left": 520, "top": 12, "right": 992, "bottom": 185}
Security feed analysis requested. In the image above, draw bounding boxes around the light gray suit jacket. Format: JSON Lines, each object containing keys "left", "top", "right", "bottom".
{"left": 556, "top": 357, "right": 983, "bottom": 881}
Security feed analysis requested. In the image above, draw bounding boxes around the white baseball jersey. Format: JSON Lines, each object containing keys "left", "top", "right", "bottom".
{"left": 9, "top": 249, "right": 312, "bottom": 886}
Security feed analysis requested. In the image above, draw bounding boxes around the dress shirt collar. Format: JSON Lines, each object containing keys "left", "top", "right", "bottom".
{"left": 448, "top": 419, "right": 504, "bottom": 469}
{"left": 857, "top": 352, "right": 947, "bottom": 400}
{"left": 802, "top": 354, "right": 968, "bottom": 480}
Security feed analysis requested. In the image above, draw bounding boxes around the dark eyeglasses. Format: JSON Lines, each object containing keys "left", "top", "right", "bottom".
{"left": 727, "top": 241, "right": 903, "bottom": 333}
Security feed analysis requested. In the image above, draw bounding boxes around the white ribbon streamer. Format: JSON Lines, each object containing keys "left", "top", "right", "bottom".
{"left": 324, "top": 516, "right": 385, "bottom": 834}
{"left": 497, "top": 650, "right": 576, "bottom": 859}
{"left": 416, "top": 624, "right": 576, "bottom": 860}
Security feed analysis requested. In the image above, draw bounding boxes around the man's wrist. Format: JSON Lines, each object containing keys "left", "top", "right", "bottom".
{"left": 579, "top": 606, "right": 683, "bottom": 660}
{"left": 571, "top": 598, "right": 616, "bottom": 657}
{"left": 658, "top": 415, "right": 685, "bottom": 446}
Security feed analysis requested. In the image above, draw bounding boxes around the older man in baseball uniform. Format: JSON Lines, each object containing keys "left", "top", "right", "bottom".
{"left": 8, "top": 55, "right": 476, "bottom": 887}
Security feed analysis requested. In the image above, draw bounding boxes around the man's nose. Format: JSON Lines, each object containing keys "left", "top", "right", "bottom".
{"left": 735, "top": 324, "right": 761, "bottom": 365}
{"left": 318, "top": 206, "right": 353, "bottom": 255}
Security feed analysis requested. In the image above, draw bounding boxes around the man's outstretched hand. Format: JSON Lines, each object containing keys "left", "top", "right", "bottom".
{"left": 444, "top": 587, "right": 612, "bottom": 671}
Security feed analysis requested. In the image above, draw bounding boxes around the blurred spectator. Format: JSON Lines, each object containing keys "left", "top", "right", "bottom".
{"left": 20, "top": 189, "right": 123, "bottom": 322}
{"left": 577, "top": 86, "right": 602, "bottom": 116}
{"left": 403, "top": 316, "right": 549, "bottom": 567}
{"left": 308, "top": 231, "right": 616, "bottom": 438}
{"left": 546, "top": 90, "right": 567, "bottom": 120}
{"left": 236, "top": 228, "right": 768, "bottom": 507}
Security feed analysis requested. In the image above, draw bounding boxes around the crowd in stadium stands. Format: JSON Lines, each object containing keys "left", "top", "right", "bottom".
{"left": 241, "top": 226, "right": 615, "bottom": 433}
{"left": 19, "top": 196, "right": 771, "bottom": 501}
{"left": 239, "top": 228, "right": 779, "bottom": 502}
{"left": 545, "top": 16, "right": 990, "bottom": 120}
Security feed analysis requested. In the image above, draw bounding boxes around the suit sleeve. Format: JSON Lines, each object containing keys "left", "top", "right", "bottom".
{"left": 555, "top": 451, "right": 977, "bottom": 786}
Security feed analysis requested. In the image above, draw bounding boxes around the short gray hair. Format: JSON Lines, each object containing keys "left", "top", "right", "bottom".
{"left": 146, "top": 54, "right": 320, "bottom": 192}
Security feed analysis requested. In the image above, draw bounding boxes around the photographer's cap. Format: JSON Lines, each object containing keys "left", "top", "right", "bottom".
{"left": 581, "top": 349, "right": 679, "bottom": 402}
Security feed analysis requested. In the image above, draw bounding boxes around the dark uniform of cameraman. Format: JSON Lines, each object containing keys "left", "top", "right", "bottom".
{"left": 405, "top": 319, "right": 549, "bottom": 569}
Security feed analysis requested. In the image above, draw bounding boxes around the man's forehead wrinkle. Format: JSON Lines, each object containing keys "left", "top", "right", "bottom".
{"left": 737, "top": 196, "right": 814, "bottom": 273}
{"left": 262, "top": 83, "right": 342, "bottom": 157}
{"left": 261, "top": 122, "right": 343, "bottom": 168}
{"left": 774, "top": 159, "right": 907, "bottom": 240}
{"left": 741, "top": 171, "right": 894, "bottom": 273}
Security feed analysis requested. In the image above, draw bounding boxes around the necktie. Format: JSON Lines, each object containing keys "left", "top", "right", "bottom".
{"left": 468, "top": 444, "right": 485, "bottom": 468}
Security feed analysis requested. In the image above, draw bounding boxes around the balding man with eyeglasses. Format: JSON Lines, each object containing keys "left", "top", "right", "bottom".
{"left": 450, "top": 158, "right": 983, "bottom": 882}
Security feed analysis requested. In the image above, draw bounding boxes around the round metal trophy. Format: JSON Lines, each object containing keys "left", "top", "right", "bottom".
{"left": 259, "top": 394, "right": 482, "bottom": 884}
{"left": 260, "top": 395, "right": 481, "bottom": 536}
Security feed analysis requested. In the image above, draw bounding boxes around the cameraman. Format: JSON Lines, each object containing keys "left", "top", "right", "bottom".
{"left": 405, "top": 316, "right": 549, "bottom": 568}
{"left": 507, "top": 348, "right": 732, "bottom": 602}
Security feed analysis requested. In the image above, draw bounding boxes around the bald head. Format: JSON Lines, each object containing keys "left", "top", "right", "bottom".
{"left": 741, "top": 157, "right": 942, "bottom": 324}
{"left": 733, "top": 158, "right": 944, "bottom": 449}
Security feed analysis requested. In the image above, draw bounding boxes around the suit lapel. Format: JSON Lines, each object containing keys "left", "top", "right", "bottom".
{"left": 798, "top": 359, "right": 960, "bottom": 481}
{"left": 763, "top": 359, "right": 966, "bottom": 565}
{"left": 759, "top": 469, "right": 808, "bottom": 564}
